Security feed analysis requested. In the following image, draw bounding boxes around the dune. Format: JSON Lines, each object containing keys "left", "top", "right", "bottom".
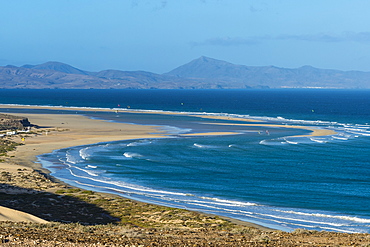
{"left": 0, "top": 206, "right": 48, "bottom": 223}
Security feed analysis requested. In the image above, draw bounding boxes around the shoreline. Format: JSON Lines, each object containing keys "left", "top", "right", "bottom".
{"left": 0, "top": 104, "right": 339, "bottom": 229}
{"left": 1, "top": 103, "right": 337, "bottom": 138}
{"left": 5, "top": 112, "right": 167, "bottom": 171}
{"left": 0, "top": 108, "right": 273, "bottom": 231}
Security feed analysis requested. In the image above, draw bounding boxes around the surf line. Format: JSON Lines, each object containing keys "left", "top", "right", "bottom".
{"left": 200, "top": 122, "right": 337, "bottom": 138}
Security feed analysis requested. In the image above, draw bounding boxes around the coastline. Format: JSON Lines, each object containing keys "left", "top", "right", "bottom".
{"left": 3, "top": 112, "right": 167, "bottom": 170}
{"left": 0, "top": 105, "right": 338, "bottom": 226}
{"left": 0, "top": 109, "right": 271, "bottom": 231}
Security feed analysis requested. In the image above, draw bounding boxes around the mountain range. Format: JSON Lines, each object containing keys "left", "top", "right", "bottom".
{"left": 1, "top": 57, "right": 369, "bottom": 89}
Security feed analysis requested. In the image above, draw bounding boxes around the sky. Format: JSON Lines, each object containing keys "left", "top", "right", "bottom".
{"left": 2, "top": 0, "right": 370, "bottom": 73}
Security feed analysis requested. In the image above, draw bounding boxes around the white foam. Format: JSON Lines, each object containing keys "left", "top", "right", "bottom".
{"left": 332, "top": 136, "right": 349, "bottom": 140}
{"left": 347, "top": 131, "right": 370, "bottom": 136}
{"left": 193, "top": 143, "right": 219, "bottom": 149}
{"left": 276, "top": 210, "right": 370, "bottom": 223}
{"left": 79, "top": 147, "right": 92, "bottom": 160}
{"left": 183, "top": 201, "right": 356, "bottom": 232}
{"left": 73, "top": 166, "right": 100, "bottom": 177}
{"left": 123, "top": 152, "right": 142, "bottom": 158}
{"left": 67, "top": 168, "right": 190, "bottom": 196}
{"left": 284, "top": 138, "right": 298, "bottom": 145}
{"left": 198, "top": 196, "right": 258, "bottom": 207}
{"left": 66, "top": 152, "right": 80, "bottom": 164}
{"left": 127, "top": 140, "right": 152, "bottom": 147}
{"left": 310, "top": 138, "right": 327, "bottom": 143}
{"left": 219, "top": 209, "right": 351, "bottom": 228}
{"left": 259, "top": 139, "right": 286, "bottom": 145}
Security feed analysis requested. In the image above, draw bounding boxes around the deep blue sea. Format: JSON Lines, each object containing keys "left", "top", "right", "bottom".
{"left": 1, "top": 89, "right": 370, "bottom": 233}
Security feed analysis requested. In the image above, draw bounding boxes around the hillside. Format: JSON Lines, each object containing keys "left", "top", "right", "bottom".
{"left": 0, "top": 113, "right": 31, "bottom": 130}
{"left": 1, "top": 57, "right": 370, "bottom": 89}
{"left": 21, "top": 61, "right": 89, "bottom": 75}
{"left": 0, "top": 63, "right": 201, "bottom": 89}
{"left": 166, "top": 56, "right": 370, "bottom": 89}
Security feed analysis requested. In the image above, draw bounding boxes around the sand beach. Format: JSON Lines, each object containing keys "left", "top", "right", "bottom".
{"left": 1, "top": 104, "right": 336, "bottom": 172}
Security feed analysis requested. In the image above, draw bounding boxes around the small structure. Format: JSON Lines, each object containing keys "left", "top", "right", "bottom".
{"left": 17, "top": 129, "right": 30, "bottom": 133}
{"left": 6, "top": 131, "right": 16, "bottom": 136}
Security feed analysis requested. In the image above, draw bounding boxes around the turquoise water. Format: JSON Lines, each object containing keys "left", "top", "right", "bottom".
{"left": 1, "top": 89, "right": 370, "bottom": 232}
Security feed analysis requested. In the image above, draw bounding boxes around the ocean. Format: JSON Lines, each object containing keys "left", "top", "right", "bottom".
{"left": 1, "top": 89, "right": 370, "bottom": 233}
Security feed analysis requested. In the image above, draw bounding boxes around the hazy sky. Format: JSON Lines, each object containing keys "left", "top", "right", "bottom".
{"left": 2, "top": 0, "right": 370, "bottom": 73}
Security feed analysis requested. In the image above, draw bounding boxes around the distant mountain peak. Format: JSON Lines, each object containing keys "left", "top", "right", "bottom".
{"left": 165, "top": 56, "right": 242, "bottom": 79}
{"left": 42, "top": 61, "right": 67, "bottom": 65}
{"left": 21, "top": 61, "right": 89, "bottom": 75}
{"left": 193, "top": 56, "right": 234, "bottom": 65}
{"left": 197, "top": 56, "right": 219, "bottom": 62}
{"left": 299, "top": 65, "right": 316, "bottom": 69}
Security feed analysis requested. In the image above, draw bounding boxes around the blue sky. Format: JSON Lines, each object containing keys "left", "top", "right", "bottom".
{"left": 1, "top": 0, "right": 370, "bottom": 73}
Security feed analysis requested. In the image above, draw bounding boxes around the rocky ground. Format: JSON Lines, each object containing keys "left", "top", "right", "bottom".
{"left": 0, "top": 113, "right": 31, "bottom": 131}
{"left": 1, "top": 221, "right": 369, "bottom": 247}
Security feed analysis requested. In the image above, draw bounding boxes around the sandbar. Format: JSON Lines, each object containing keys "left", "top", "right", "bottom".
{"left": 203, "top": 122, "right": 337, "bottom": 137}
{"left": 0, "top": 104, "right": 337, "bottom": 139}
